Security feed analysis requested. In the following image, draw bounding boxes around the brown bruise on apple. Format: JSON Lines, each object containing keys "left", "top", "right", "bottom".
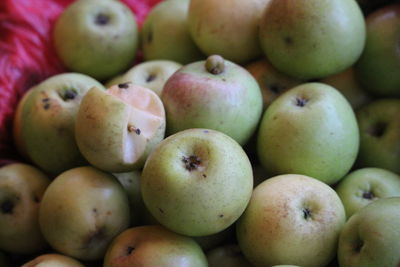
{"left": 107, "top": 83, "right": 165, "bottom": 166}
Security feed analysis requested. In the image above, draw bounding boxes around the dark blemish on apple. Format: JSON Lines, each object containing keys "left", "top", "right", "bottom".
{"left": 33, "top": 195, "right": 40, "bottom": 203}
{"left": 222, "top": 78, "right": 226, "bottom": 82}
{"left": 284, "top": 36, "right": 294, "bottom": 45}
{"left": 203, "top": 130, "right": 209, "bottom": 133}
{"left": 95, "top": 13, "right": 110, "bottom": 26}
{"left": 146, "top": 29, "right": 153, "bottom": 44}
{"left": 302, "top": 207, "right": 312, "bottom": 220}
{"left": 362, "top": 191, "right": 374, "bottom": 200}
{"left": 354, "top": 239, "right": 364, "bottom": 253}
{"left": 126, "top": 246, "right": 135, "bottom": 255}
{"left": 367, "top": 121, "right": 387, "bottom": 138}
{"left": 182, "top": 155, "right": 201, "bottom": 171}
{"left": 219, "top": 214, "right": 224, "bottom": 218}
{"left": 273, "top": 116, "right": 278, "bottom": 120}
{"left": 158, "top": 207, "right": 164, "bottom": 214}
{"left": 202, "top": 174, "right": 207, "bottom": 178}
{"left": 146, "top": 74, "right": 156, "bottom": 83}
{"left": 128, "top": 125, "right": 141, "bottom": 135}
{"left": 92, "top": 208, "right": 98, "bottom": 213}
{"left": 42, "top": 98, "right": 51, "bottom": 110}
{"left": 118, "top": 82, "right": 131, "bottom": 89}
{"left": 295, "top": 97, "right": 308, "bottom": 107}
{"left": 1, "top": 199, "right": 14, "bottom": 214}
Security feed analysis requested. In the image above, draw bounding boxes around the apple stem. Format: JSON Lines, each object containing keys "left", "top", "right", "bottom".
{"left": 205, "top": 55, "right": 225, "bottom": 75}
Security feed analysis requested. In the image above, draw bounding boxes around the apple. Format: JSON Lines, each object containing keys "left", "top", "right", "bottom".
{"left": 53, "top": 0, "right": 139, "bottom": 80}
{"left": 206, "top": 244, "right": 253, "bottom": 267}
{"left": 335, "top": 167, "right": 400, "bottom": 219}
{"left": 141, "top": 0, "right": 204, "bottom": 64}
{"left": 354, "top": 4, "right": 400, "bottom": 97}
{"left": 161, "top": 55, "right": 263, "bottom": 145}
{"left": 187, "top": 0, "right": 270, "bottom": 63}
{"left": 257, "top": 82, "right": 359, "bottom": 185}
{"left": 193, "top": 225, "right": 235, "bottom": 252}
{"left": 75, "top": 83, "right": 166, "bottom": 173}
{"left": 21, "top": 253, "right": 84, "bottom": 267}
{"left": 13, "top": 72, "right": 104, "bottom": 176}
{"left": 356, "top": 98, "right": 400, "bottom": 173}
{"left": 245, "top": 58, "right": 304, "bottom": 110}
{"left": 39, "top": 166, "right": 130, "bottom": 261}
{"left": 141, "top": 128, "right": 253, "bottom": 237}
{"left": 236, "top": 174, "right": 346, "bottom": 267}
{"left": 0, "top": 163, "right": 50, "bottom": 254}
{"left": 320, "top": 67, "right": 371, "bottom": 110}
{"left": 114, "top": 60, "right": 182, "bottom": 96}
{"left": 338, "top": 197, "right": 400, "bottom": 267}
{"left": 259, "top": 0, "right": 366, "bottom": 79}
{"left": 103, "top": 225, "right": 208, "bottom": 267}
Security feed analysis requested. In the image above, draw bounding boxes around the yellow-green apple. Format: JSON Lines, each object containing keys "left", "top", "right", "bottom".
{"left": 236, "top": 174, "right": 346, "bottom": 267}
{"left": 356, "top": 99, "right": 400, "bottom": 173}
{"left": 21, "top": 253, "right": 84, "bottom": 267}
{"left": 13, "top": 72, "right": 104, "bottom": 176}
{"left": 75, "top": 83, "right": 166, "bottom": 173}
{"left": 141, "top": 0, "right": 204, "bottom": 64}
{"left": 355, "top": 4, "right": 400, "bottom": 97}
{"left": 141, "top": 128, "right": 253, "bottom": 236}
{"left": 111, "top": 60, "right": 182, "bottom": 96}
{"left": 161, "top": 55, "right": 263, "bottom": 145}
{"left": 245, "top": 58, "right": 304, "bottom": 110}
{"left": 259, "top": 0, "right": 366, "bottom": 79}
{"left": 39, "top": 166, "right": 130, "bottom": 261}
{"left": 338, "top": 197, "right": 400, "bottom": 267}
{"left": 320, "top": 68, "right": 371, "bottom": 110}
{"left": 335, "top": 167, "right": 400, "bottom": 218}
{"left": 188, "top": 0, "right": 270, "bottom": 63}
{"left": 103, "top": 225, "right": 208, "bottom": 267}
{"left": 257, "top": 82, "right": 359, "bottom": 185}
{"left": 53, "top": 0, "right": 139, "bottom": 80}
{"left": 0, "top": 163, "right": 50, "bottom": 254}
{"left": 206, "top": 244, "right": 253, "bottom": 267}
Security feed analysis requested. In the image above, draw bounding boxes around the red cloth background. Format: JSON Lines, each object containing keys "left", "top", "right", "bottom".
{"left": 0, "top": 0, "right": 162, "bottom": 166}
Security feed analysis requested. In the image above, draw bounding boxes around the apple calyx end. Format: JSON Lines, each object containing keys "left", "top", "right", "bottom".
{"left": 302, "top": 207, "right": 312, "bottom": 220}
{"left": 205, "top": 55, "right": 225, "bottom": 75}
{"left": 182, "top": 155, "right": 202, "bottom": 171}
{"left": 118, "top": 82, "right": 132, "bottom": 89}
{"left": 95, "top": 13, "right": 110, "bottom": 26}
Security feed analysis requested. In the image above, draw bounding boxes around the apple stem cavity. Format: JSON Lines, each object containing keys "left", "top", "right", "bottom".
{"left": 302, "top": 207, "right": 312, "bottom": 220}
{"left": 362, "top": 191, "right": 375, "bottom": 200}
{"left": 0, "top": 200, "right": 14, "bottom": 214}
{"left": 126, "top": 246, "right": 135, "bottom": 255}
{"left": 295, "top": 97, "right": 309, "bottom": 107}
{"left": 95, "top": 13, "right": 110, "bottom": 26}
{"left": 182, "top": 155, "right": 201, "bottom": 171}
{"left": 146, "top": 74, "right": 156, "bottom": 83}
{"left": 205, "top": 55, "right": 225, "bottom": 75}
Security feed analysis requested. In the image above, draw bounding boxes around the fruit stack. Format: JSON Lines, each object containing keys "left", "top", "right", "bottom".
{"left": 0, "top": 0, "right": 399, "bottom": 266}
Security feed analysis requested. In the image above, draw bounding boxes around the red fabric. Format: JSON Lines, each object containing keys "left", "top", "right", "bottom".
{"left": 0, "top": 0, "right": 162, "bottom": 166}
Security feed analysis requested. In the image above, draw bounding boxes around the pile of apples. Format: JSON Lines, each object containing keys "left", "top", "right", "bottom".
{"left": 1, "top": 0, "right": 399, "bottom": 266}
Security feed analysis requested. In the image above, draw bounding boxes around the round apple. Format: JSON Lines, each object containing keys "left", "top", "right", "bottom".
{"left": 141, "top": 128, "right": 253, "bottom": 237}
{"left": 206, "top": 244, "right": 253, "bottom": 267}
{"left": 21, "top": 253, "right": 84, "bottom": 267}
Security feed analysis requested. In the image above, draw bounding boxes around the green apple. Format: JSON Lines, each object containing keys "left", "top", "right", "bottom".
{"left": 39, "top": 166, "right": 130, "bottom": 261}
{"left": 21, "top": 253, "right": 84, "bottom": 267}
{"left": 103, "top": 225, "right": 208, "bottom": 267}
{"left": 245, "top": 58, "right": 304, "bottom": 110}
{"left": 75, "top": 83, "right": 166, "bottom": 173}
{"left": 335, "top": 167, "right": 400, "bottom": 219}
{"left": 188, "top": 0, "right": 270, "bottom": 63}
{"left": 259, "top": 0, "right": 366, "bottom": 79}
{"left": 206, "top": 244, "right": 253, "bottom": 267}
{"left": 53, "top": 0, "right": 139, "bottom": 80}
{"left": 161, "top": 55, "right": 263, "bottom": 145}
{"left": 141, "top": 128, "right": 253, "bottom": 237}
{"left": 356, "top": 98, "right": 400, "bottom": 173}
{"left": 0, "top": 163, "right": 50, "bottom": 254}
{"left": 320, "top": 68, "right": 371, "bottom": 110}
{"left": 354, "top": 4, "right": 400, "bottom": 97}
{"left": 141, "top": 0, "right": 204, "bottom": 64}
{"left": 236, "top": 174, "right": 346, "bottom": 267}
{"left": 13, "top": 72, "right": 104, "bottom": 175}
{"left": 338, "top": 197, "right": 400, "bottom": 266}
{"left": 114, "top": 60, "right": 182, "bottom": 96}
{"left": 257, "top": 82, "right": 359, "bottom": 185}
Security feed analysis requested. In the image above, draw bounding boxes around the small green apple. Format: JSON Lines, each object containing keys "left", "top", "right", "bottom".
{"left": 161, "top": 55, "right": 263, "bottom": 145}
{"left": 335, "top": 167, "right": 400, "bottom": 218}
{"left": 141, "top": 128, "right": 253, "bottom": 237}
{"left": 39, "top": 166, "right": 130, "bottom": 261}
{"left": 236, "top": 174, "right": 346, "bottom": 267}
{"left": 206, "top": 244, "right": 253, "bottom": 267}
{"left": 0, "top": 163, "right": 50, "bottom": 254}
{"left": 356, "top": 98, "right": 400, "bottom": 173}
{"left": 257, "top": 82, "right": 359, "bottom": 185}
{"left": 259, "top": 0, "right": 366, "bottom": 79}
{"left": 338, "top": 197, "right": 400, "bottom": 267}
{"left": 142, "top": 0, "right": 204, "bottom": 64}
{"left": 13, "top": 72, "right": 104, "bottom": 175}
{"left": 75, "top": 83, "right": 166, "bottom": 173}
{"left": 21, "top": 253, "right": 84, "bottom": 267}
{"left": 103, "top": 225, "right": 208, "bottom": 267}
{"left": 53, "top": 0, "right": 139, "bottom": 80}
{"left": 355, "top": 4, "right": 400, "bottom": 97}
{"left": 188, "top": 0, "right": 270, "bottom": 63}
